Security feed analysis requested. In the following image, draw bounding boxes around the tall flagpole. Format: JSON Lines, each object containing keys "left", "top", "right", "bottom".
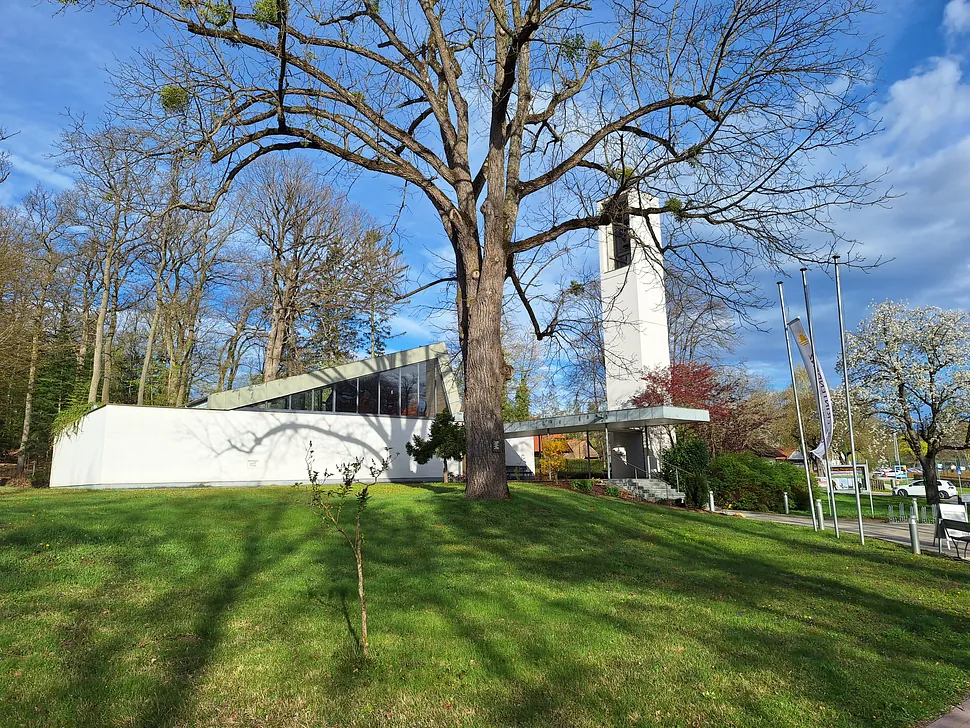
{"left": 833, "top": 255, "right": 865, "bottom": 545}
{"left": 801, "top": 268, "right": 841, "bottom": 538}
{"left": 778, "top": 282, "right": 818, "bottom": 531}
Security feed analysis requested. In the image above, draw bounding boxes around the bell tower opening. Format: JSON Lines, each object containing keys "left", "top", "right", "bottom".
{"left": 611, "top": 193, "right": 632, "bottom": 270}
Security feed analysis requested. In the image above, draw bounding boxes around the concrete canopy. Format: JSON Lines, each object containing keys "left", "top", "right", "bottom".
{"left": 502, "top": 405, "right": 710, "bottom": 437}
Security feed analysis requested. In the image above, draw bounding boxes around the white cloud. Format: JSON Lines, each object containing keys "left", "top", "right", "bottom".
{"left": 866, "top": 56, "right": 970, "bottom": 159}
{"left": 7, "top": 154, "right": 74, "bottom": 190}
{"left": 944, "top": 0, "right": 970, "bottom": 34}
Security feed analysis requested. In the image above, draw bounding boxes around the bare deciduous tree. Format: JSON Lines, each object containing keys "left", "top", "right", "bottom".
{"left": 15, "top": 188, "right": 72, "bottom": 473}
{"left": 57, "top": 118, "right": 155, "bottom": 403}
{"left": 666, "top": 270, "right": 739, "bottom": 365}
{"left": 243, "top": 157, "right": 401, "bottom": 381}
{"left": 0, "top": 127, "right": 13, "bottom": 184}
{"left": 215, "top": 255, "right": 264, "bottom": 390}
{"left": 77, "top": 0, "right": 885, "bottom": 498}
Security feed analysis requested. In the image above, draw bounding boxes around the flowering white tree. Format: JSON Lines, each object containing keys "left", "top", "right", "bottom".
{"left": 845, "top": 301, "right": 970, "bottom": 504}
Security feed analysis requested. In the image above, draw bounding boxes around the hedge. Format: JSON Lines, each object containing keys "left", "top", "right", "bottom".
{"left": 708, "top": 452, "right": 811, "bottom": 512}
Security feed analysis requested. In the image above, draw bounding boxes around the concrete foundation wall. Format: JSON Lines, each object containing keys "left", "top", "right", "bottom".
{"left": 50, "top": 405, "right": 534, "bottom": 489}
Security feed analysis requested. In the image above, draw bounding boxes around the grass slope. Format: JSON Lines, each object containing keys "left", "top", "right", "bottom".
{"left": 1, "top": 482, "right": 968, "bottom": 728}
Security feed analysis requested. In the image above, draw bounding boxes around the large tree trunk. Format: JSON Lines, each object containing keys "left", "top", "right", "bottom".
{"left": 101, "top": 302, "right": 118, "bottom": 405}
{"left": 264, "top": 295, "right": 284, "bottom": 382}
{"left": 87, "top": 279, "right": 110, "bottom": 403}
{"left": 919, "top": 453, "right": 941, "bottom": 506}
{"left": 175, "top": 322, "right": 199, "bottom": 407}
{"left": 16, "top": 328, "right": 41, "bottom": 474}
{"left": 137, "top": 302, "right": 162, "bottom": 405}
{"left": 461, "top": 253, "right": 509, "bottom": 501}
{"left": 161, "top": 323, "right": 176, "bottom": 405}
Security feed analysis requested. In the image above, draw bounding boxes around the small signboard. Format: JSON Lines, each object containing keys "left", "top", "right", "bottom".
{"left": 829, "top": 464, "right": 870, "bottom": 493}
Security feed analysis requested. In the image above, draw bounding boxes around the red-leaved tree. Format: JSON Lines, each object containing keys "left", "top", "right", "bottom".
{"left": 632, "top": 363, "right": 776, "bottom": 455}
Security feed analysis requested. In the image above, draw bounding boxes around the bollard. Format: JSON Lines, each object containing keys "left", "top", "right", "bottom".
{"left": 909, "top": 514, "right": 921, "bottom": 555}
{"left": 708, "top": 490, "right": 715, "bottom": 512}
{"left": 783, "top": 491, "right": 790, "bottom": 514}
{"left": 816, "top": 499, "right": 825, "bottom": 530}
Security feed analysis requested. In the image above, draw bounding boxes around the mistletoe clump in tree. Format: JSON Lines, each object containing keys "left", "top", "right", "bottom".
{"left": 66, "top": 0, "right": 887, "bottom": 500}
{"left": 406, "top": 411, "right": 466, "bottom": 484}
{"left": 845, "top": 301, "right": 970, "bottom": 505}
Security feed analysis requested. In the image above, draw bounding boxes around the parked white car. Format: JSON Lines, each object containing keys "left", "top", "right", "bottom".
{"left": 893, "top": 480, "right": 958, "bottom": 499}
{"left": 877, "top": 467, "right": 908, "bottom": 479}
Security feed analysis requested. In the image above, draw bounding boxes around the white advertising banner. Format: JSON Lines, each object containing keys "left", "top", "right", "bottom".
{"left": 787, "top": 318, "right": 834, "bottom": 460}
{"left": 829, "top": 464, "right": 869, "bottom": 493}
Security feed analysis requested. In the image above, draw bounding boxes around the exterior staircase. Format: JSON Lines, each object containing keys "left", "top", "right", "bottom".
{"left": 606, "top": 478, "right": 686, "bottom": 503}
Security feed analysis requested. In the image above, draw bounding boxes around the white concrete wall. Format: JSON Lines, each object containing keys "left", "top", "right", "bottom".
{"left": 505, "top": 436, "right": 535, "bottom": 472}
{"left": 598, "top": 190, "right": 671, "bottom": 409}
{"left": 51, "top": 405, "right": 535, "bottom": 489}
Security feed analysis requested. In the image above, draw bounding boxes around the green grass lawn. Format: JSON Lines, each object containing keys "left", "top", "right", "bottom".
{"left": 1, "top": 482, "right": 969, "bottom": 728}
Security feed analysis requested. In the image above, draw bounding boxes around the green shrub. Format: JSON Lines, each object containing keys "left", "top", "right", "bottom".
{"left": 605, "top": 484, "right": 621, "bottom": 498}
{"left": 682, "top": 472, "right": 708, "bottom": 509}
{"left": 573, "top": 479, "right": 593, "bottom": 492}
{"left": 661, "top": 436, "right": 709, "bottom": 507}
{"left": 708, "top": 452, "right": 808, "bottom": 512}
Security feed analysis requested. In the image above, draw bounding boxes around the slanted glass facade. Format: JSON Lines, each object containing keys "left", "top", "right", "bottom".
{"left": 246, "top": 361, "right": 445, "bottom": 417}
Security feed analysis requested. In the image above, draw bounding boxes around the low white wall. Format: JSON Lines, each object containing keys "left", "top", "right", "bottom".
{"left": 51, "top": 405, "right": 535, "bottom": 489}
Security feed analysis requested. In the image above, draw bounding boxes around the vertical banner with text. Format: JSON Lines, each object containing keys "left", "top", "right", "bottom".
{"left": 787, "top": 317, "right": 834, "bottom": 459}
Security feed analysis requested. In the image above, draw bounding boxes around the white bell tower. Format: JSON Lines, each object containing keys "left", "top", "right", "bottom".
{"left": 597, "top": 189, "right": 670, "bottom": 409}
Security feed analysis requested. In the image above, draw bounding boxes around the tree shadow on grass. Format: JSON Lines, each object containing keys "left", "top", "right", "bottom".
{"left": 8, "top": 484, "right": 969, "bottom": 727}
{"left": 33, "top": 493, "right": 296, "bottom": 728}
{"left": 355, "top": 485, "right": 970, "bottom": 727}
{"left": 307, "top": 581, "right": 363, "bottom": 658}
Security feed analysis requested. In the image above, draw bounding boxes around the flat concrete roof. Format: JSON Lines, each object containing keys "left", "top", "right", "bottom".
{"left": 502, "top": 405, "right": 710, "bottom": 437}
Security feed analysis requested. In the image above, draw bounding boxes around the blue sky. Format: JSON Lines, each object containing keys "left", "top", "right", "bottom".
{"left": 2, "top": 1, "right": 970, "bottom": 392}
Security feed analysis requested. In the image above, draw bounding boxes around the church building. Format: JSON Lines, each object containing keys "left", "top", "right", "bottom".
{"left": 50, "top": 192, "right": 707, "bottom": 489}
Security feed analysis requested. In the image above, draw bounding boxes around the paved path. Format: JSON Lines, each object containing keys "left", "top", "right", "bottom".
{"left": 928, "top": 697, "right": 970, "bottom": 728}
{"left": 722, "top": 509, "right": 968, "bottom": 557}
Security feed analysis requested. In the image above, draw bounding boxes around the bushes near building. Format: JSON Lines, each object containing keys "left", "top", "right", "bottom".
{"left": 660, "top": 438, "right": 810, "bottom": 512}
{"left": 708, "top": 452, "right": 809, "bottom": 512}
{"left": 660, "top": 436, "right": 710, "bottom": 508}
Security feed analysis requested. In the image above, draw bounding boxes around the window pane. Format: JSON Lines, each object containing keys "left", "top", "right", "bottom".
{"left": 313, "top": 386, "right": 334, "bottom": 412}
{"left": 401, "top": 364, "right": 420, "bottom": 416}
{"left": 290, "top": 391, "right": 308, "bottom": 410}
{"left": 266, "top": 396, "right": 288, "bottom": 410}
{"left": 379, "top": 368, "right": 401, "bottom": 416}
{"left": 335, "top": 379, "right": 358, "bottom": 413}
{"left": 420, "top": 362, "right": 433, "bottom": 416}
{"left": 358, "top": 374, "right": 378, "bottom": 415}
{"left": 612, "top": 194, "right": 631, "bottom": 269}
